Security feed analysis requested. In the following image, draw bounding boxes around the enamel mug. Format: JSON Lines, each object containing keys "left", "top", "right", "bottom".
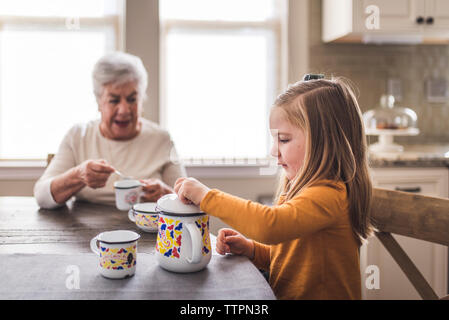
{"left": 114, "top": 179, "right": 142, "bottom": 211}
{"left": 128, "top": 202, "right": 158, "bottom": 233}
{"left": 90, "top": 230, "right": 141, "bottom": 279}
{"left": 156, "top": 194, "right": 211, "bottom": 273}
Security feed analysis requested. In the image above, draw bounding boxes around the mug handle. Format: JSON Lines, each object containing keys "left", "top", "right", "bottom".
{"left": 136, "top": 184, "right": 144, "bottom": 204}
{"left": 186, "top": 222, "right": 202, "bottom": 264}
{"left": 128, "top": 209, "right": 136, "bottom": 222}
{"left": 90, "top": 237, "right": 100, "bottom": 256}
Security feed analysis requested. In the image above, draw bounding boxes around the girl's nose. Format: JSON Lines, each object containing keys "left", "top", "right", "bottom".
{"left": 270, "top": 141, "right": 280, "bottom": 158}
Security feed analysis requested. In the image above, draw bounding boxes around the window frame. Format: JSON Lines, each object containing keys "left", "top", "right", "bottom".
{"left": 0, "top": 3, "right": 124, "bottom": 161}
{"left": 159, "top": 2, "right": 288, "bottom": 165}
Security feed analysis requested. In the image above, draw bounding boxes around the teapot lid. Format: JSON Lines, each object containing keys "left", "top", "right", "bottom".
{"left": 132, "top": 202, "right": 157, "bottom": 213}
{"left": 156, "top": 194, "right": 204, "bottom": 216}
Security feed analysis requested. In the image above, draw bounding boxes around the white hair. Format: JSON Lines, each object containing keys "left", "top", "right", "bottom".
{"left": 92, "top": 52, "right": 148, "bottom": 103}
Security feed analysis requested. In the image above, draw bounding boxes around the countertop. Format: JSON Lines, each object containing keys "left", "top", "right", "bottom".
{"left": 368, "top": 144, "right": 449, "bottom": 168}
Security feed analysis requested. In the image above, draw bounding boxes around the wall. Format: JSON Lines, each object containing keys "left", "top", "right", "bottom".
{"left": 125, "top": 0, "right": 160, "bottom": 124}
{"left": 308, "top": 1, "right": 449, "bottom": 144}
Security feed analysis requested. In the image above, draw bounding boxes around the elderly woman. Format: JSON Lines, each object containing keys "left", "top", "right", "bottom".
{"left": 34, "top": 52, "right": 186, "bottom": 209}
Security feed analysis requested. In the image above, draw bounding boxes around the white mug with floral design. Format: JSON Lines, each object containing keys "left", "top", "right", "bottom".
{"left": 114, "top": 179, "right": 142, "bottom": 211}
{"left": 155, "top": 194, "right": 211, "bottom": 273}
{"left": 90, "top": 230, "right": 141, "bottom": 279}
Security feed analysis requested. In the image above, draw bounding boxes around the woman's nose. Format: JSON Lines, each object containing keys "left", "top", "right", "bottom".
{"left": 116, "top": 100, "right": 131, "bottom": 114}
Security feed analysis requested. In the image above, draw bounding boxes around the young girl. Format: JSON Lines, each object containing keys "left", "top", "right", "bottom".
{"left": 174, "top": 76, "right": 374, "bottom": 300}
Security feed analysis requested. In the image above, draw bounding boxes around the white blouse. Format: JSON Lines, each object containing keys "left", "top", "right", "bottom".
{"left": 34, "top": 118, "right": 186, "bottom": 209}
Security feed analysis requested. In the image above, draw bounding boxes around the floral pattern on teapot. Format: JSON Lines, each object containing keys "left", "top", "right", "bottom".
{"left": 156, "top": 216, "right": 211, "bottom": 258}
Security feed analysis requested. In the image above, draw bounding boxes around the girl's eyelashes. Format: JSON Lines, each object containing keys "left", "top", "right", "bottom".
{"left": 279, "top": 139, "right": 290, "bottom": 144}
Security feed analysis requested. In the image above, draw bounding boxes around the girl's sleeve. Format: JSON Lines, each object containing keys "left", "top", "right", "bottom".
{"left": 200, "top": 186, "right": 343, "bottom": 245}
{"left": 251, "top": 241, "right": 271, "bottom": 272}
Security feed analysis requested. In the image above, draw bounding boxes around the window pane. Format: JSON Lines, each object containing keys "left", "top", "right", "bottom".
{"left": 165, "top": 30, "right": 275, "bottom": 159}
{"left": 0, "top": 28, "right": 113, "bottom": 158}
{"left": 0, "top": 0, "right": 120, "bottom": 17}
{"left": 160, "top": 0, "right": 276, "bottom": 21}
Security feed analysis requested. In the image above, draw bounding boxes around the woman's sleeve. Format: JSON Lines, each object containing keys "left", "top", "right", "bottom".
{"left": 161, "top": 140, "right": 187, "bottom": 188}
{"left": 200, "top": 186, "right": 342, "bottom": 245}
{"left": 33, "top": 127, "right": 78, "bottom": 209}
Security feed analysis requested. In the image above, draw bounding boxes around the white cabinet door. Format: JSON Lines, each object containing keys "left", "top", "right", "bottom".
{"left": 425, "top": 0, "right": 449, "bottom": 29}
{"left": 362, "top": 168, "right": 448, "bottom": 300}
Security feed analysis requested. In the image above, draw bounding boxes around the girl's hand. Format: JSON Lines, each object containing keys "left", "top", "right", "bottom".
{"left": 174, "top": 177, "right": 210, "bottom": 206}
{"left": 216, "top": 228, "right": 255, "bottom": 259}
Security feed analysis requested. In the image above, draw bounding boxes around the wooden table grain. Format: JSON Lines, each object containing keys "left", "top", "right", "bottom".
{"left": 0, "top": 197, "right": 276, "bottom": 300}
{"left": 0, "top": 197, "right": 158, "bottom": 254}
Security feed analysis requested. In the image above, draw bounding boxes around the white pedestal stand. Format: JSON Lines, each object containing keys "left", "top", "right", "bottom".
{"left": 366, "top": 128, "right": 420, "bottom": 154}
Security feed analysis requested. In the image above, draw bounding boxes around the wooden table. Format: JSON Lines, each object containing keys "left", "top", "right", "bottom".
{"left": 0, "top": 197, "right": 275, "bottom": 300}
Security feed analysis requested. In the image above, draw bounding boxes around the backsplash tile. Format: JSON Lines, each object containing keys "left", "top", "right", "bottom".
{"left": 307, "top": 1, "right": 449, "bottom": 144}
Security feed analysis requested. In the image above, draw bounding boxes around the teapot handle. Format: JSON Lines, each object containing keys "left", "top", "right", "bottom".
{"left": 186, "top": 222, "right": 202, "bottom": 264}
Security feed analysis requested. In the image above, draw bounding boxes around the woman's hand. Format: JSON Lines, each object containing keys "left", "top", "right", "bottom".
{"left": 216, "top": 228, "right": 255, "bottom": 259}
{"left": 139, "top": 178, "right": 173, "bottom": 202}
{"left": 174, "top": 177, "right": 210, "bottom": 206}
{"left": 77, "top": 159, "right": 115, "bottom": 189}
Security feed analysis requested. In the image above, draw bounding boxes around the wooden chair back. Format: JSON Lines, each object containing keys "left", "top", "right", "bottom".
{"left": 371, "top": 188, "right": 449, "bottom": 300}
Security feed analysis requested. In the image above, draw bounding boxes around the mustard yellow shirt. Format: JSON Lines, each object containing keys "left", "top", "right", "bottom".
{"left": 200, "top": 180, "right": 361, "bottom": 300}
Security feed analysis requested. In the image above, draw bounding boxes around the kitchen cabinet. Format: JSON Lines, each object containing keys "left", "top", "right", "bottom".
{"left": 322, "top": 0, "right": 449, "bottom": 43}
{"left": 426, "top": 0, "right": 449, "bottom": 30}
{"left": 361, "top": 167, "right": 448, "bottom": 299}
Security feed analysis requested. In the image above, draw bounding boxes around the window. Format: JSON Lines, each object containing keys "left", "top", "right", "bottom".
{"left": 0, "top": 0, "right": 123, "bottom": 159}
{"left": 160, "top": 0, "right": 287, "bottom": 162}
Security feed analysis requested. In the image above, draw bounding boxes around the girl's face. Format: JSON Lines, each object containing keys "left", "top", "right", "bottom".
{"left": 269, "top": 107, "right": 307, "bottom": 180}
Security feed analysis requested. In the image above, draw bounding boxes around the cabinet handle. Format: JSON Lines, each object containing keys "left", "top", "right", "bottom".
{"left": 426, "top": 16, "right": 434, "bottom": 25}
{"left": 416, "top": 16, "right": 425, "bottom": 24}
{"left": 395, "top": 186, "right": 421, "bottom": 193}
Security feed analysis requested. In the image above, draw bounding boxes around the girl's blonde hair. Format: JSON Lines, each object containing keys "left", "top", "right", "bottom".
{"left": 273, "top": 77, "right": 374, "bottom": 246}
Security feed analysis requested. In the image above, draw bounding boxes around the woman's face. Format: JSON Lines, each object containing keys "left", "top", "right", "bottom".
{"left": 98, "top": 81, "right": 141, "bottom": 140}
{"left": 269, "top": 107, "right": 307, "bottom": 180}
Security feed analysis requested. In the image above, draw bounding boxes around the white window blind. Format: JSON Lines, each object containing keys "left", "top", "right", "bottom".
{"left": 160, "top": 0, "right": 286, "bottom": 162}
{"left": 0, "top": 0, "right": 123, "bottom": 159}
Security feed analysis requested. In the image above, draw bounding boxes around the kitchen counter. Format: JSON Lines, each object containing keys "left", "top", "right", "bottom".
{"left": 368, "top": 144, "right": 449, "bottom": 168}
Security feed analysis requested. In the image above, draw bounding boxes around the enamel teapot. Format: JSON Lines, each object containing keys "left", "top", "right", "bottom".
{"left": 156, "top": 194, "right": 211, "bottom": 273}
